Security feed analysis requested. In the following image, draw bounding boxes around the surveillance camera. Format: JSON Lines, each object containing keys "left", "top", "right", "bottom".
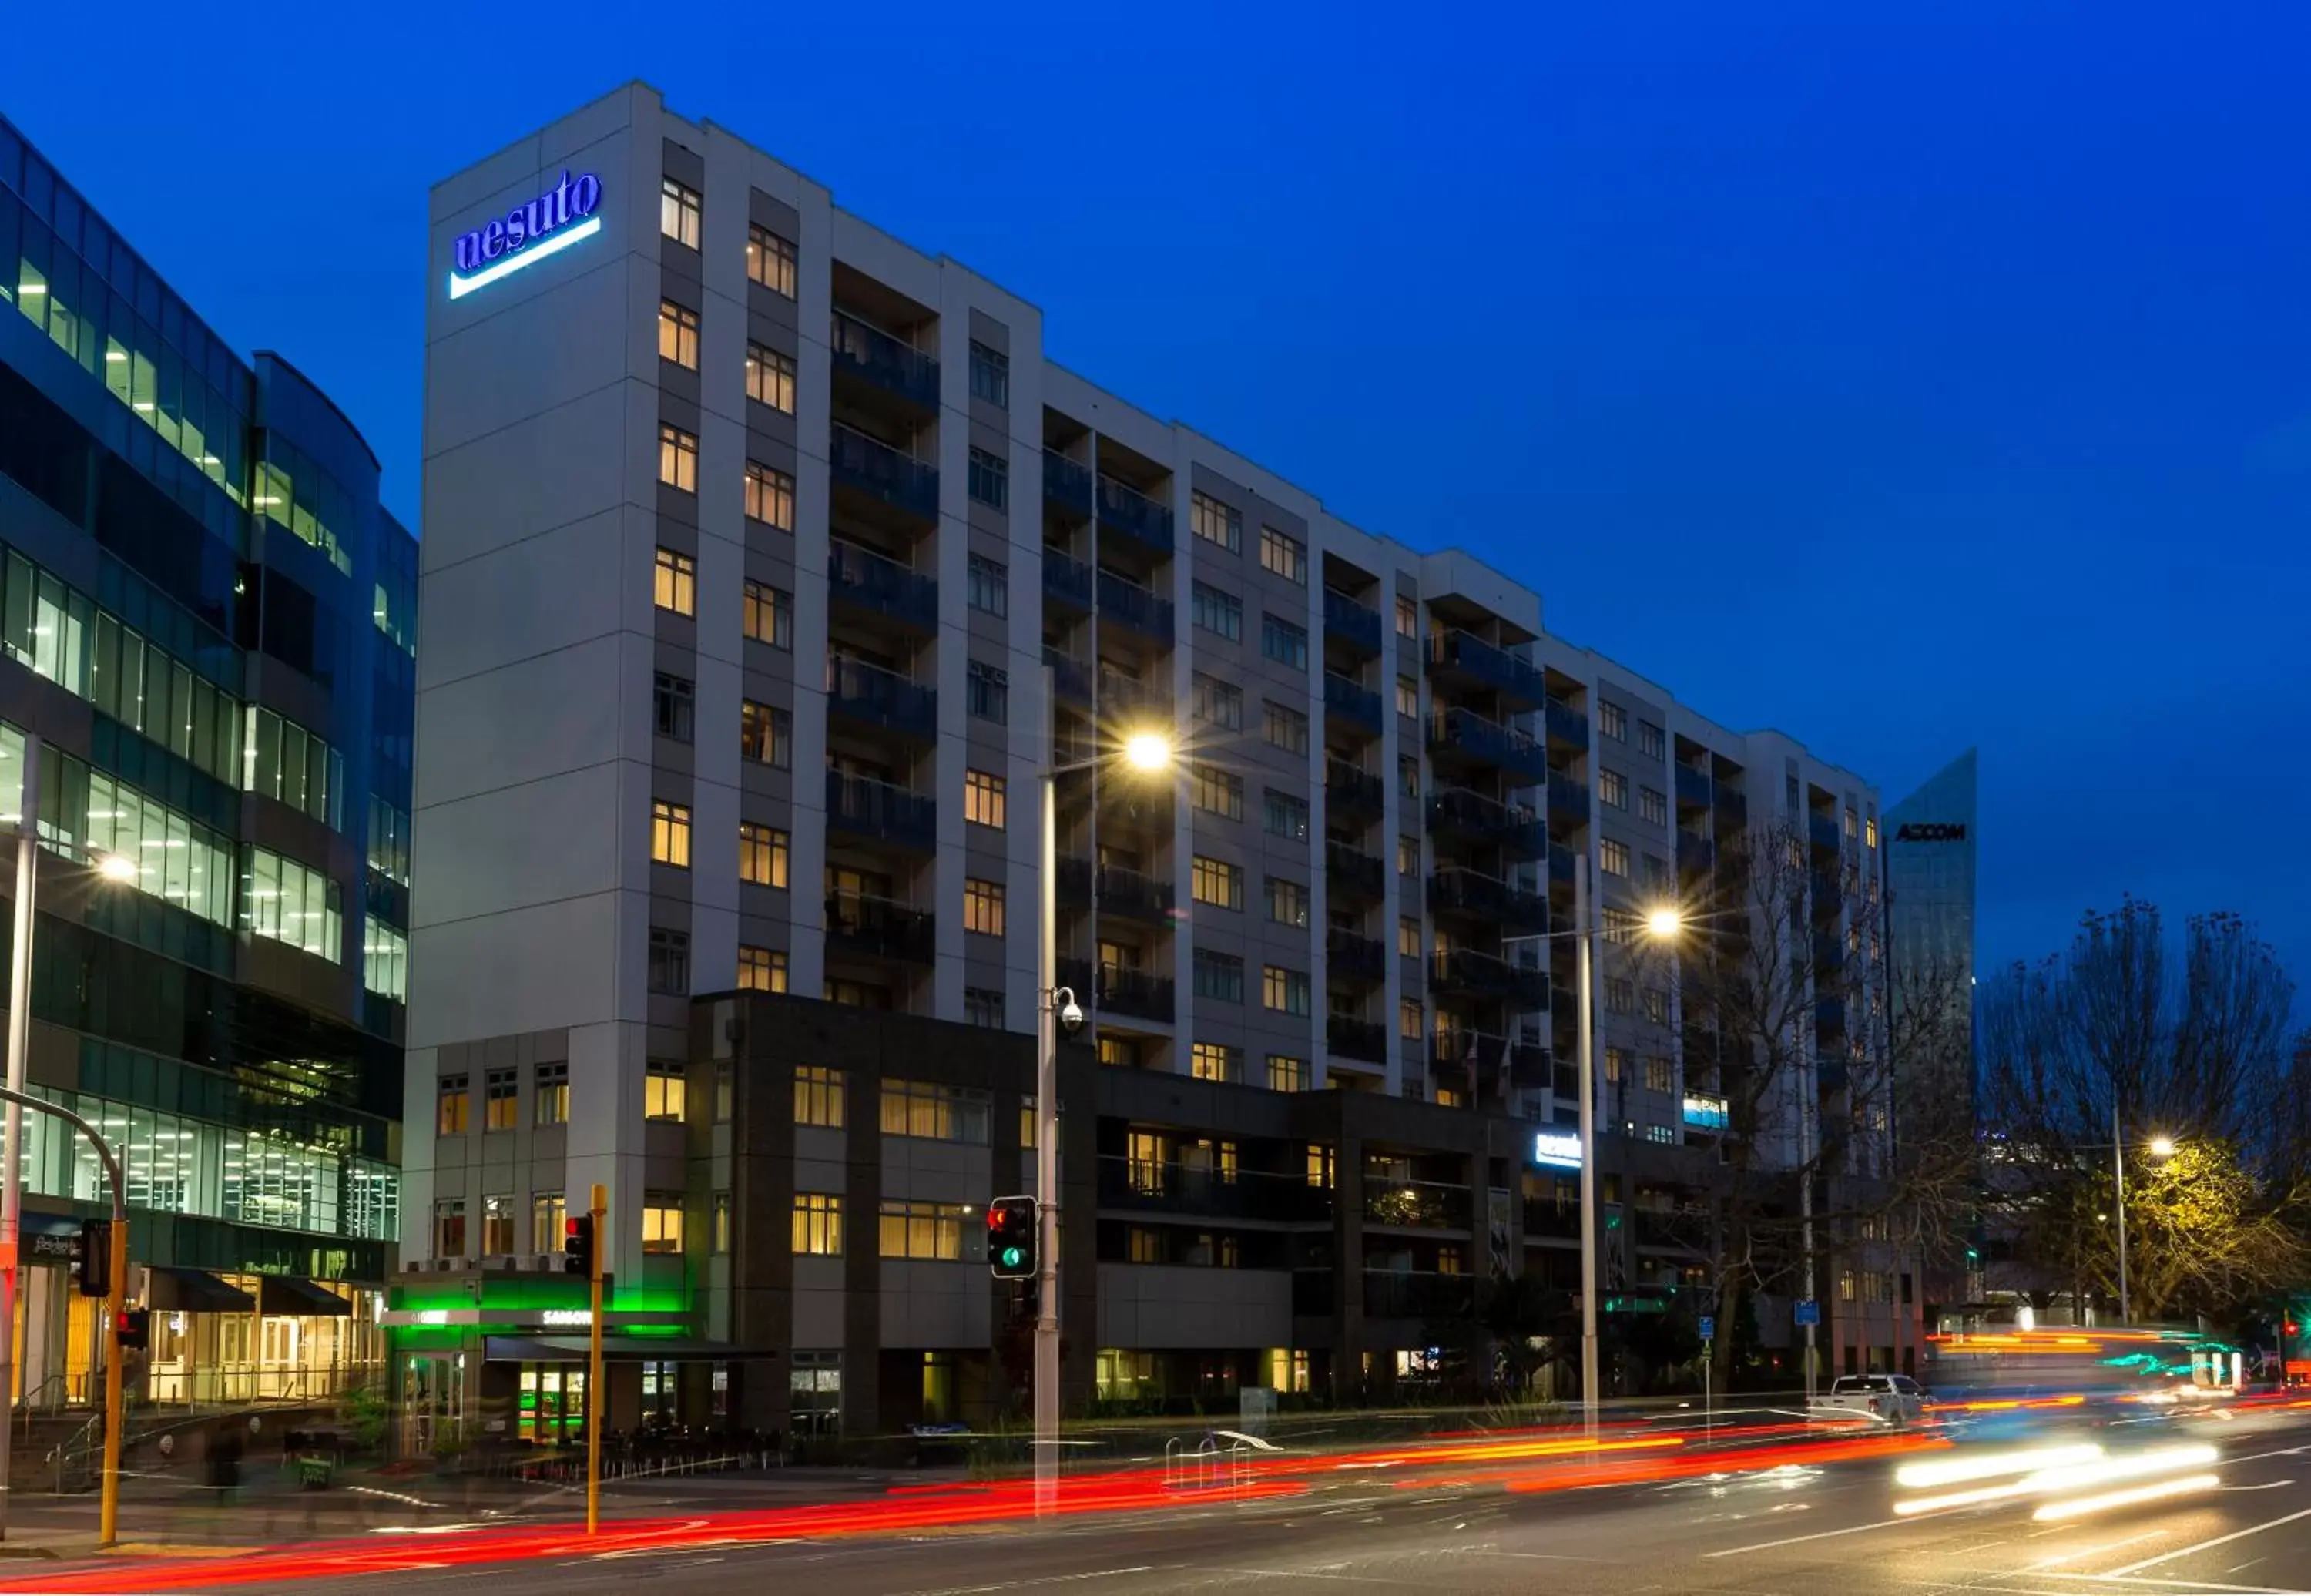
{"left": 1058, "top": 995, "right": 1085, "bottom": 1034}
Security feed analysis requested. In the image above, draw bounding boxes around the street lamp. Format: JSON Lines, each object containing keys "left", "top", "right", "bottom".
{"left": 2113, "top": 1128, "right": 2179, "bottom": 1325}
{"left": 1035, "top": 667, "right": 1174, "bottom": 1515}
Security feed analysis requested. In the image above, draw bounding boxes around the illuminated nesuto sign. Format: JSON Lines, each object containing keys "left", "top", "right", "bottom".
{"left": 449, "top": 171, "right": 603, "bottom": 300}
{"left": 1533, "top": 1131, "right": 1583, "bottom": 1169}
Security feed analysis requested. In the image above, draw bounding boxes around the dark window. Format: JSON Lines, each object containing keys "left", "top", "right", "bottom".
{"left": 653, "top": 673, "right": 694, "bottom": 742}
{"left": 648, "top": 927, "right": 690, "bottom": 995}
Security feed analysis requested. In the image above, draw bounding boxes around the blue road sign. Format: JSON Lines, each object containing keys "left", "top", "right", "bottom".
{"left": 1698, "top": 1316, "right": 1716, "bottom": 1342}
{"left": 1794, "top": 1299, "right": 1820, "bottom": 1327}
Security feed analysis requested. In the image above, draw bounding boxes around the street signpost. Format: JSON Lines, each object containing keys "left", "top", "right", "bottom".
{"left": 1794, "top": 1299, "right": 1820, "bottom": 1327}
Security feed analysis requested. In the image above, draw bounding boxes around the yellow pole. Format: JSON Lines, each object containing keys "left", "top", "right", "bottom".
{"left": 585, "top": 1182, "right": 605, "bottom": 1536}
{"left": 98, "top": 1216, "right": 126, "bottom": 1547}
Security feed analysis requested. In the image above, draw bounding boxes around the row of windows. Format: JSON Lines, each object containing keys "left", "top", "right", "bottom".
{"left": 653, "top": 424, "right": 798, "bottom": 531}
{"left": 660, "top": 179, "right": 800, "bottom": 304}
{"left": 1187, "top": 951, "right": 1313, "bottom": 1014}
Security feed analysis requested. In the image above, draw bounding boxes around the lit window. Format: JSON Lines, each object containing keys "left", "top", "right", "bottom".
{"left": 532, "top": 1192, "right": 566, "bottom": 1257}
{"left": 1646, "top": 1124, "right": 1675, "bottom": 1145}
{"left": 1259, "top": 525, "right": 1307, "bottom": 583}
{"left": 1600, "top": 839, "right": 1630, "bottom": 877}
{"left": 967, "top": 553, "right": 1008, "bottom": 616}
{"left": 969, "top": 340, "right": 1009, "bottom": 407}
{"left": 641, "top": 1194, "right": 686, "bottom": 1254}
{"left": 738, "top": 944, "right": 787, "bottom": 991}
{"left": 1845, "top": 806, "right": 1859, "bottom": 840}
{"left": 1192, "top": 763, "right": 1243, "bottom": 820}
{"left": 535, "top": 1062, "right": 569, "bottom": 1126}
{"left": 485, "top": 1068, "right": 518, "bottom": 1132}
{"left": 1192, "top": 856, "right": 1243, "bottom": 910}
{"left": 1865, "top": 816, "right": 1880, "bottom": 848}
{"left": 660, "top": 179, "right": 702, "bottom": 248}
{"left": 1266, "top": 876, "right": 1310, "bottom": 928}
{"left": 713, "top": 1192, "right": 732, "bottom": 1253}
{"left": 1603, "top": 1048, "right": 1626, "bottom": 1084}
{"left": 653, "top": 548, "right": 695, "bottom": 615}
{"left": 880, "top": 1200, "right": 972, "bottom": 1261}
{"left": 1190, "top": 491, "right": 1241, "bottom": 552}
{"left": 1399, "top": 998, "right": 1422, "bottom": 1038}
{"left": 745, "top": 461, "right": 794, "bottom": 529}
{"left": 795, "top": 1065, "right": 844, "bottom": 1128}
{"left": 1645, "top": 1055, "right": 1672, "bottom": 1092}
{"left": 1600, "top": 770, "right": 1628, "bottom": 810}
{"left": 967, "top": 447, "right": 1008, "bottom": 509}
{"left": 437, "top": 1075, "right": 470, "bottom": 1136}
{"left": 1397, "top": 835, "right": 1419, "bottom": 876}
{"left": 1263, "top": 701, "right": 1308, "bottom": 754}
{"left": 1191, "top": 1042, "right": 1239, "bottom": 1083}
{"left": 793, "top": 1193, "right": 843, "bottom": 1256}
{"left": 658, "top": 424, "right": 698, "bottom": 491}
{"left": 879, "top": 1080, "right": 991, "bottom": 1143}
{"left": 743, "top": 580, "right": 792, "bottom": 648}
{"left": 433, "top": 1199, "right": 466, "bottom": 1259}
{"left": 1398, "top": 918, "right": 1421, "bottom": 957}
{"left": 1263, "top": 964, "right": 1310, "bottom": 1016}
{"left": 1396, "top": 676, "right": 1419, "bottom": 718}
{"left": 740, "top": 701, "right": 790, "bottom": 768}
{"left": 646, "top": 1060, "right": 687, "bottom": 1122}
{"left": 658, "top": 299, "right": 699, "bottom": 368}
{"left": 1192, "top": 582, "right": 1242, "bottom": 641}
{"left": 1267, "top": 1054, "right": 1308, "bottom": 1092}
{"left": 745, "top": 342, "right": 796, "bottom": 411}
{"left": 1394, "top": 596, "right": 1417, "bottom": 639}
{"left": 651, "top": 800, "right": 692, "bottom": 868}
{"left": 746, "top": 224, "right": 797, "bottom": 295}
{"left": 739, "top": 822, "right": 789, "bottom": 887}
{"left": 1598, "top": 701, "right": 1628, "bottom": 742}
{"left": 964, "top": 877, "right": 1007, "bottom": 937}
{"left": 964, "top": 770, "right": 1006, "bottom": 829}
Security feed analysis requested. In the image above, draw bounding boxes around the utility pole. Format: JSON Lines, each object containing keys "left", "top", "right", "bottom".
{"left": 0, "top": 736, "right": 38, "bottom": 1537}
{"left": 1575, "top": 854, "right": 1600, "bottom": 1440}
{"left": 1035, "top": 664, "right": 1061, "bottom": 1517}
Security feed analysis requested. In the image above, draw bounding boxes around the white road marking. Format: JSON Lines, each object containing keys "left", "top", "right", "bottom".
{"left": 894, "top": 1567, "right": 1158, "bottom": 1595}
{"left": 2108, "top": 1506, "right": 2311, "bottom": 1576}
{"left": 2024, "top": 1528, "right": 2169, "bottom": 1568}
{"left": 1703, "top": 1514, "right": 1914, "bottom": 1557}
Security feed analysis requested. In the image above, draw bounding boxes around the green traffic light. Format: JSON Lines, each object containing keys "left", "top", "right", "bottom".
{"left": 1001, "top": 1246, "right": 1025, "bottom": 1268}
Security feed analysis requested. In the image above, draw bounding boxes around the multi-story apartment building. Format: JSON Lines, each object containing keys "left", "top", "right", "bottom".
{"left": 405, "top": 82, "right": 1903, "bottom": 1443}
{"left": 0, "top": 114, "right": 414, "bottom": 1410}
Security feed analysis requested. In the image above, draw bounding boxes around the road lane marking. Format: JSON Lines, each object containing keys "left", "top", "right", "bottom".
{"left": 2107, "top": 1505, "right": 2311, "bottom": 1575}
{"left": 1703, "top": 1514, "right": 1914, "bottom": 1556}
{"left": 2024, "top": 1528, "right": 2168, "bottom": 1568}
{"left": 895, "top": 1567, "right": 1158, "bottom": 1594}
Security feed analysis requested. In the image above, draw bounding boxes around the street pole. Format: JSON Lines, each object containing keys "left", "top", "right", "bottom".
{"left": 1575, "top": 853, "right": 1599, "bottom": 1441}
{"left": 2112, "top": 1097, "right": 2130, "bottom": 1325}
{"left": 0, "top": 734, "right": 36, "bottom": 1538}
{"left": 0, "top": 1085, "right": 124, "bottom": 1546}
{"left": 585, "top": 1182, "right": 605, "bottom": 1535}
{"left": 1034, "top": 663, "right": 1060, "bottom": 1517}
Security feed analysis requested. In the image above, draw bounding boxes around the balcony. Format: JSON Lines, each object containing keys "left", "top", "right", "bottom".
{"left": 827, "top": 655, "right": 937, "bottom": 739}
{"left": 1096, "top": 667, "right": 1170, "bottom": 729}
{"left": 1431, "top": 947, "right": 1550, "bottom": 1008}
{"left": 1327, "top": 1015, "right": 1387, "bottom": 1062}
{"left": 1813, "top": 934, "right": 1846, "bottom": 981}
{"left": 1810, "top": 813, "right": 1843, "bottom": 855}
{"left": 1095, "top": 1158, "right": 1330, "bottom": 1222}
{"left": 827, "top": 541, "right": 938, "bottom": 632}
{"left": 830, "top": 424, "right": 938, "bottom": 522}
{"left": 1427, "top": 868, "right": 1548, "bottom": 933}
{"left": 1363, "top": 1180, "right": 1474, "bottom": 1230}
{"left": 1099, "top": 964, "right": 1173, "bottom": 1024}
{"left": 1544, "top": 697, "right": 1589, "bottom": 753}
{"left": 1426, "top": 786, "right": 1546, "bottom": 857}
{"left": 824, "top": 770, "right": 936, "bottom": 853}
{"left": 1548, "top": 844, "right": 1576, "bottom": 887}
{"left": 1325, "top": 840, "right": 1387, "bottom": 901}
{"left": 1363, "top": 1269, "right": 1475, "bottom": 1320}
{"left": 1096, "top": 474, "right": 1172, "bottom": 554}
{"left": 825, "top": 891, "right": 934, "bottom": 962}
{"left": 1716, "top": 786, "right": 1748, "bottom": 828}
{"left": 1323, "top": 672, "right": 1383, "bottom": 735}
{"left": 1322, "top": 588, "right": 1384, "bottom": 655}
{"left": 1042, "top": 548, "right": 1094, "bottom": 611}
{"left": 1327, "top": 759, "right": 1386, "bottom": 820}
{"left": 1547, "top": 771, "right": 1591, "bottom": 825}
{"left": 1428, "top": 709, "right": 1548, "bottom": 783}
{"left": 1427, "top": 629, "right": 1545, "bottom": 709}
{"left": 1045, "top": 648, "right": 1092, "bottom": 709}
{"left": 1327, "top": 930, "right": 1387, "bottom": 983}
{"left": 1096, "top": 862, "right": 1175, "bottom": 923}
{"left": 1812, "top": 869, "right": 1843, "bottom": 918}
{"left": 1524, "top": 1197, "right": 1580, "bottom": 1241}
{"left": 1675, "top": 763, "right": 1712, "bottom": 809}
{"left": 1096, "top": 568, "right": 1173, "bottom": 642}
{"left": 828, "top": 310, "right": 938, "bottom": 411}
{"left": 1055, "top": 854, "right": 1092, "bottom": 907}
{"left": 1675, "top": 829, "right": 1715, "bottom": 875}
{"left": 1431, "top": 1028, "right": 1549, "bottom": 1085}
{"left": 1816, "top": 994, "right": 1847, "bottom": 1037}
{"left": 1044, "top": 449, "right": 1094, "bottom": 516}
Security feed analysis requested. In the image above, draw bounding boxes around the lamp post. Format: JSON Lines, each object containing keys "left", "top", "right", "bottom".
{"left": 1034, "top": 666, "right": 1171, "bottom": 1515}
{"left": 2111, "top": 1124, "right": 2178, "bottom": 1326}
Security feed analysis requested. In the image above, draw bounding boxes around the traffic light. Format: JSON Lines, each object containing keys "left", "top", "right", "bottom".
{"left": 565, "top": 1213, "right": 595, "bottom": 1278}
{"left": 113, "top": 1309, "right": 149, "bottom": 1351}
{"left": 988, "top": 1195, "right": 1036, "bottom": 1279}
{"left": 75, "top": 1220, "right": 112, "bottom": 1299}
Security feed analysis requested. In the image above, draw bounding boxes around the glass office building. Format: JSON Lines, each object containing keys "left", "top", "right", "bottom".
{"left": 0, "top": 113, "right": 414, "bottom": 1407}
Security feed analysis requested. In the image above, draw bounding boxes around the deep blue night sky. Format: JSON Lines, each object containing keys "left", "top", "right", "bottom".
{"left": 7, "top": 2, "right": 2307, "bottom": 995}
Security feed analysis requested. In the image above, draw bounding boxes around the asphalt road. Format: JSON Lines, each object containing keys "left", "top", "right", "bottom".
{"left": 22, "top": 1407, "right": 2311, "bottom": 1594}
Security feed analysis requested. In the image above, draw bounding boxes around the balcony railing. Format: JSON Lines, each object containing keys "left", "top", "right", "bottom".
{"left": 1543, "top": 696, "right": 1589, "bottom": 752}
{"left": 1362, "top": 1269, "right": 1475, "bottom": 1320}
{"left": 1096, "top": 862, "right": 1175, "bottom": 921}
{"left": 1426, "top": 786, "right": 1545, "bottom": 857}
{"left": 1327, "top": 759, "right": 1386, "bottom": 818}
{"left": 1324, "top": 840, "right": 1387, "bottom": 900}
{"left": 1816, "top": 994, "right": 1847, "bottom": 1036}
{"left": 1096, "top": 568, "right": 1173, "bottom": 641}
{"left": 828, "top": 310, "right": 938, "bottom": 409}
{"left": 1044, "top": 450, "right": 1094, "bottom": 516}
{"left": 829, "top": 424, "right": 938, "bottom": 521}
{"left": 1327, "top": 1015, "right": 1387, "bottom": 1061}
{"left": 1675, "top": 763, "right": 1712, "bottom": 809}
{"left": 1323, "top": 588, "right": 1384, "bottom": 654}
{"left": 1716, "top": 786, "right": 1748, "bottom": 828}
{"left": 1812, "top": 869, "right": 1843, "bottom": 917}
{"left": 827, "top": 541, "right": 938, "bottom": 631}
{"left": 1675, "top": 829, "right": 1715, "bottom": 874}
{"left": 1813, "top": 934, "right": 1846, "bottom": 980}
{"left": 1427, "top": 629, "right": 1545, "bottom": 709}
{"left": 1327, "top": 930, "right": 1387, "bottom": 983}
{"left": 1363, "top": 1180, "right": 1474, "bottom": 1230}
{"left": 1547, "top": 771, "right": 1590, "bottom": 825}
{"left": 1427, "top": 868, "right": 1548, "bottom": 933}
{"left": 1061, "top": 955, "right": 1173, "bottom": 1023}
{"left": 825, "top": 890, "right": 934, "bottom": 961}
{"left": 1096, "top": 668, "right": 1170, "bottom": 727}
{"left": 1431, "top": 1028, "right": 1549, "bottom": 1084}
{"left": 1524, "top": 1197, "right": 1581, "bottom": 1240}
{"left": 1095, "top": 474, "right": 1173, "bottom": 552}
{"left": 1548, "top": 844, "right": 1576, "bottom": 886}
{"left": 1323, "top": 672, "right": 1383, "bottom": 733}
{"left": 1430, "top": 947, "right": 1550, "bottom": 1007}
{"left": 1042, "top": 549, "right": 1094, "bottom": 609}
{"left": 824, "top": 770, "right": 936, "bottom": 851}
{"left": 1095, "top": 1158, "right": 1330, "bottom": 1222}
{"left": 1429, "top": 709, "right": 1548, "bottom": 782}
{"left": 1045, "top": 648, "right": 1092, "bottom": 709}
{"left": 826, "top": 654, "right": 937, "bottom": 738}
{"left": 1810, "top": 813, "right": 1843, "bottom": 854}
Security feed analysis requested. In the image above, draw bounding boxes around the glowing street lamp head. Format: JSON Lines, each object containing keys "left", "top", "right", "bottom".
{"left": 95, "top": 853, "right": 137, "bottom": 884}
{"left": 1645, "top": 907, "right": 1684, "bottom": 939}
{"left": 2148, "top": 1135, "right": 2178, "bottom": 1159}
{"left": 1123, "top": 732, "right": 1172, "bottom": 772}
